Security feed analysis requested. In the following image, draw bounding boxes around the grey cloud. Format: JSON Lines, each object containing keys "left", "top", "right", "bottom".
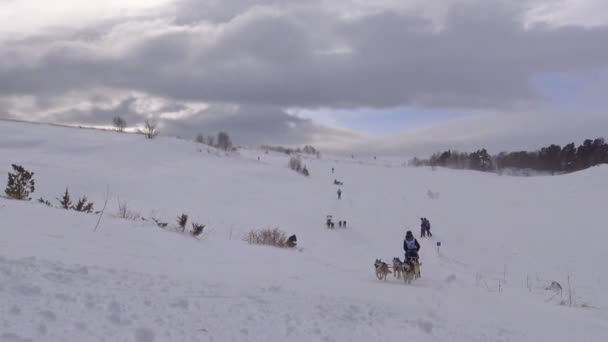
{"left": 49, "top": 97, "right": 143, "bottom": 126}
{"left": 0, "top": 91, "right": 358, "bottom": 149}
{"left": 366, "top": 111, "right": 608, "bottom": 157}
{"left": 174, "top": 0, "right": 317, "bottom": 25}
{"left": 2, "top": 1, "right": 607, "bottom": 110}
{"left": 1, "top": 0, "right": 608, "bottom": 150}
{"left": 159, "top": 104, "right": 361, "bottom": 147}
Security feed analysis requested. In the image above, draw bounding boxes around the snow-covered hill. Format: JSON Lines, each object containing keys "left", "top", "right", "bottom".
{"left": 1, "top": 120, "right": 607, "bottom": 342}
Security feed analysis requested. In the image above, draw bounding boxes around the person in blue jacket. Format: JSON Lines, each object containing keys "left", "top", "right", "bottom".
{"left": 403, "top": 230, "right": 421, "bottom": 261}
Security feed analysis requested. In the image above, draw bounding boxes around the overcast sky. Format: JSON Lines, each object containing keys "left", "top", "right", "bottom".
{"left": 1, "top": 0, "right": 607, "bottom": 155}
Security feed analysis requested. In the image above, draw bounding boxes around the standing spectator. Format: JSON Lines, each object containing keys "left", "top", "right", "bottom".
{"left": 425, "top": 218, "right": 432, "bottom": 237}
{"left": 420, "top": 217, "right": 427, "bottom": 237}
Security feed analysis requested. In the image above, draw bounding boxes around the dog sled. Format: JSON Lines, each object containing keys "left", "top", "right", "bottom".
{"left": 374, "top": 257, "right": 421, "bottom": 284}
{"left": 325, "top": 215, "right": 347, "bottom": 229}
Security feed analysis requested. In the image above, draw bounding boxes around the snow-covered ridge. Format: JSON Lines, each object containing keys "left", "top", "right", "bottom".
{"left": 1, "top": 120, "right": 607, "bottom": 341}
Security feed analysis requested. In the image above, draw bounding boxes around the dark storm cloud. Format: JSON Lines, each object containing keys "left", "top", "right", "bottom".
{"left": 1, "top": 0, "right": 607, "bottom": 149}
{"left": 2, "top": 1, "right": 607, "bottom": 109}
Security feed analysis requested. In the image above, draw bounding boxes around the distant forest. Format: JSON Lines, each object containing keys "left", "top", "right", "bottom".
{"left": 410, "top": 138, "right": 608, "bottom": 174}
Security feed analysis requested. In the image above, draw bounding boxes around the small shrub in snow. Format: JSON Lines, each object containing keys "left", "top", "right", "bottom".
{"left": 139, "top": 120, "right": 159, "bottom": 139}
{"left": 72, "top": 196, "right": 94, "bottom": 213}
{"left": 546, "top": 281, "right": 563, "bottom": 294}
{"left": 191, "top": 222, "right": 205, "bottom": 237}
{"left": 288, "top": 157, "right": 309, "bottom": 177}
{"left": 56, "top": 188, "right": 95, "bottom": 213}
{"left": 5, "top": 164, "right": 35, "bottom": 200}
{"left": 116, "top": 200, "right": 141, "bottom": 220}
{"left": 288, "top": 156, "right": 302, "bottom": 172}
{"left": 245, "top": 228, "right": 289, "bottom": 248}
{"left": 37, "top": 197, "right": 52, "bottom": 207}
{"left": 177, "top": 214, "right": 188, "bottom": 232}
{"left": 57, "top": 188, "right": 73, "bottom": 209}
{"left": 152, "top": 217, "right": 168, "bottom": 228}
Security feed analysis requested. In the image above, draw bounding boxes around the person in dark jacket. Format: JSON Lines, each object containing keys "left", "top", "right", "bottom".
{"left": 286, "top": 234, "right": 297, "bottom": 248}
{"left": 420, "top": 217, "right": 427, "bottom": 238}
{"left": 424, "top": 218, "right": 432, "bottom": 237}
{"left": 403, "top": 230, "right": 421, "bottom": 261}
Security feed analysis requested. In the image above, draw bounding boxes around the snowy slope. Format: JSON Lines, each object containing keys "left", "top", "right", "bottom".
{"left": 0, "top": 120, "right": 607, "bottom": 342}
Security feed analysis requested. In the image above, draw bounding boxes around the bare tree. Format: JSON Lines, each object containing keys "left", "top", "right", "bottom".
{"left": 139, "top": 120, "right": 159, "bottom": 139}
{"left": 217, "top": 131, "right": 233, "bottom": 150}
{"left": 112, "top": 116, "right": 127, "bottom": 132}
{"left": 195, "top": 133, "right": 205, "bottom": 144}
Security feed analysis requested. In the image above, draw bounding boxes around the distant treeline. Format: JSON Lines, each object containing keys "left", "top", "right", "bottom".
{"left": 410, "top": 138, "right": 608, "bottom": 174}
{"left": 262, "top": 145, "right": 320, "bottom": 157}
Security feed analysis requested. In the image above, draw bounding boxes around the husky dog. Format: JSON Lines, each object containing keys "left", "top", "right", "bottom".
{"left": 401, "top": 260, "right": 416, "bottom": 284}
{"left": 374, "top": 259, "right": 392, "bottom": 281}
{"left": 405, "top": 256, "right": 421, "bottom": 279}
{"left": 392, "top": 257, "right": 403, "bottom": 279}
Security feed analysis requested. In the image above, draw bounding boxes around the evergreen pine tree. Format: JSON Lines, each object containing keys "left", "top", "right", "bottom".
{"left": 57, "top": 188, "right": 72, "bottom": 209}
{"left": 5, "top": 164, "right": 35, "bottom": 200}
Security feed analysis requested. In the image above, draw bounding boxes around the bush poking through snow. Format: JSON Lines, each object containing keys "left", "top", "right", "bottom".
{"left": 288, "top": 157, "right": 310, "bottom": 177}
{"left": 5, "top": 164, "right": 35, "bottom": 200}
{"left": 116, "top": 200, "right": 141, "bottom": 220}
{"left": 139, "top": 120, "right": 159, "bottom": 139}
{"left": 152, "top": 217, "right": 168, "bottom": 228}
{"left": 177, "top": 214, "right": 188, "bottom": 232}
{"left": 56, "top": 188, "right": 95, "bottom": 213}
{"left": 191, "top": 223, "right": 205, "bottom": 237}
{"left": 57, "top": 188, "right": 73, "bottom": 209}
{"left": 288, "top": 156, "right": 302, "bottom": 172}
{"left": 72, "top": 196, "right": 94, "bottom": 213}
{"left": 245, "top": 228, "right": 289, "bottom": 248}
{"left": 37, "top": 197, "right": 52, "bottom": 206}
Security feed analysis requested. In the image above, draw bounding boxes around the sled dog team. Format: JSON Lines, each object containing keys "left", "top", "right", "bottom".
{"left": 330, "top": 166, "right": 427, "bottom": 285}
{"left": 374, "top": 257, "right": 421, "bottom": 284}
{"left": 374, "top": 229, "right": 422, "bottom": 284}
